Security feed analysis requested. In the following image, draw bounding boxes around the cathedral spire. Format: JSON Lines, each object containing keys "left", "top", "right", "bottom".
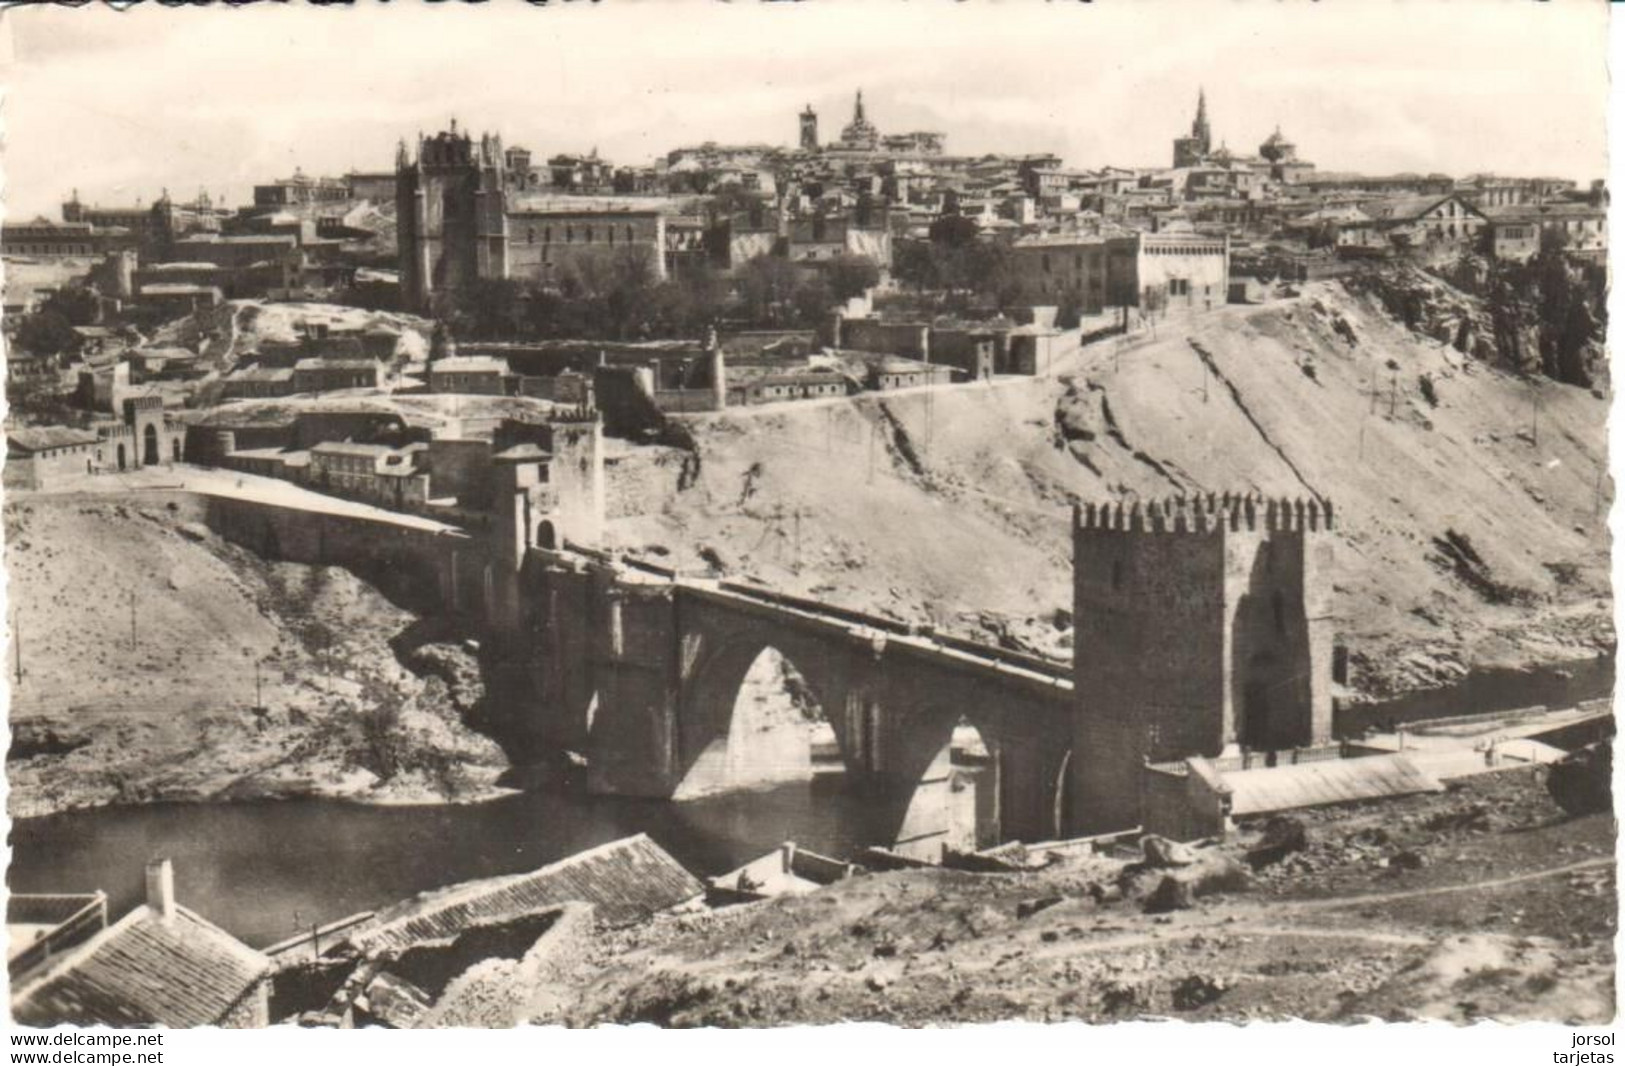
{"left": 1192, "top": 87, "right": 1212, "bottom": 154}
{"left": 854, "top": 88, "right": 866, "bottom": 123}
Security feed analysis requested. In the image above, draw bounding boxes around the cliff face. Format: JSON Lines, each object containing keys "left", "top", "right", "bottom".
{"left": 1345, "top": 258, "right": 1608, "bottom": 390}
{"left": 607, "top": 281, "right": 1612, "bottom": 701}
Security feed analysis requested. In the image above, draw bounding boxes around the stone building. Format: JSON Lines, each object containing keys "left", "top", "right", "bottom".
{"left": 3, "top": 426, "right": 103, "bottom": 490}
{"left": 293, "top": 356, "right": 382, "bottom": 394}
{"left": 506, "top": 205, "right": 669, "bottom": 285}
{"left": 1105, "top": 232, "right": 1231, "bottom": 314}
{"left": 1011, "top": 233, "right": 1110, "bottom": 312}
{"left": 429, "top": 354, "right": 512, "bottom": 395}
{"left": 1070, "top": 495, "right": 1336, "bottom": 833}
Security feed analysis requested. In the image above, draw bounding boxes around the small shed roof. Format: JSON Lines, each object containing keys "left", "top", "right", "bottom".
{"left": 1222, "top": 754, "right": 1444, "bottom": 817}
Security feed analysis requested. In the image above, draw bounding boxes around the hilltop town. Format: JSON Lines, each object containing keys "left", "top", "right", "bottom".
{"left": 4, "top": 88, "right": 1614, "bottom": 1028}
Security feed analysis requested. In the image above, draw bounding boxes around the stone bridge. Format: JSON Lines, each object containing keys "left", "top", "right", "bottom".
{"left": 506, "top": 548, "right": 1078, "bottom": 860}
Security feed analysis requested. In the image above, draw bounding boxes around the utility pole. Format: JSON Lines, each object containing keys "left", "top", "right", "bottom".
{"left": 793, "top": 507, "right": 802, "bottom": 574}
{"left": 1388, "top": 372, "right": 1398, "bottom": 419}
{"left": 12, "top": 611, "right": 21, "bottom": 686}
{"left": 255, "top": 659, "right": 264, "bottom": 710}
{"left": 1202, "top": 359, "right": 1209, "bottom": 404}
{"left": 129, "top": 592, "right": 137, "bottom": 652}
{"left": 1531, "top": 387, "right": 1540, "bottom": 447}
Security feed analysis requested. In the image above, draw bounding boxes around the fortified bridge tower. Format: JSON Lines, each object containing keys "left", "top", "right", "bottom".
{"left": 1071, "top": 493, "right": 1336, "bottom": 834}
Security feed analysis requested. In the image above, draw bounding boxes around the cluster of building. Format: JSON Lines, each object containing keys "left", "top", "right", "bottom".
{"left": 3, "top": 394, "right": 185, "bottom": 490}
{"left": 2, "top": 177, "right": 391, "bottom": 321}
{"left": 389, "top": 88, "right": 1605, "bottom": 324}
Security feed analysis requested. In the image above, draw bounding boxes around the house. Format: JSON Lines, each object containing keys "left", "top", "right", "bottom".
{"left": 293, "top": 357, "right": 382, "bottom": 394}
{"left": 829, "top": 349, "right": 956, "bottom": 391}
{"left": 428, "top": 355, "right": 511, "bottom": 395}
{"left": 1359, "top": 193, "right": 1487, "bottom": 250}
{"left": 10, "top": 860, "right": 272, "bottom": 1028}
{"left": 308, "top": 441, "right": 430, "bottom": 510}
{"left": 1011, "top": 233, "right": 1110, "bottom": 312}
{"left": 135, "top": 282, "right": 223, "bottom": 316}
{"left": 1483, "top": 202, "right": 1607, "bottom": 261}
{"left": 4, "top": 426, "right": 102, "bottom": 490}
{"left": 1104, "top": 232, "right": 1230, "bottom": 314}
{"left": 220, "top": 365, "right": 298, "bottom": 400}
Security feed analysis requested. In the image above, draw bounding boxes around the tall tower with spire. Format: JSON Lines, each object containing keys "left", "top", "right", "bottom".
{"left": 839, "top": 88, "right": 879, "bottom": 150}
{"left": 1172, "top": 87, "right": 1215, "bottom": 168}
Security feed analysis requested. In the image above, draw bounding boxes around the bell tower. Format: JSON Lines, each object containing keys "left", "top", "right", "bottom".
{"left": 799, "top": 105, "right": 819, "bottom": 151}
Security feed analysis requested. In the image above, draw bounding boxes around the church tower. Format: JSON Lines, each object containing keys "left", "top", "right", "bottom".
{"left": 1172, "top": 88, "right": 1215, "bottom": 169}
{"left": 799, "top": 104, "right": 819, "bottom": 151}
{"left": 397, "top": 120, "right": 510, "bottom": 315}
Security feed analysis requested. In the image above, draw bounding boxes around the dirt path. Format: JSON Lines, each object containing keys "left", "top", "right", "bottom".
{"left": 1287, "top": 855, "right": 1612, "bottom": 911}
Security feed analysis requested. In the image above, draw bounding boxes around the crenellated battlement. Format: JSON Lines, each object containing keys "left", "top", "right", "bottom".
{"left": 1072, "top": 492, "right": 1335, "bottom": 535}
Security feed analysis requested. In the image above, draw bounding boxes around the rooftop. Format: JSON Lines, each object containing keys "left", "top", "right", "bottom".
{"left": 11, "top": 903, "right": 270, "bottom": 1028}
{"left": 8, "top": 426, "right": 100, "bottom": 453}
{"left": 344, "top": 834, "right": 702, "bottom": 955}
{"left": 431, "top": 355, "right": 511, "bottom": 374}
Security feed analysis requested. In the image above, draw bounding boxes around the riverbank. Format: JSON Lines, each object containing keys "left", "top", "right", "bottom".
{"left": 547, "top": 769, "right": 1615, "bottom": 1025}
{"left": 5, "top": 494, "right": 509, "bottom": 820}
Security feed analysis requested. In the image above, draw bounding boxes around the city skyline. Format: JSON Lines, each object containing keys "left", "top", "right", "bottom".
{"left": 1, "top": 1, "right": 1609, "bottom": 219}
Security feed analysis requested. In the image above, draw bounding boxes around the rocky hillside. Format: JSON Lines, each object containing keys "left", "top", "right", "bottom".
{"left": 149, "top": 300, "right": 431, "bottom": 371}
{"left": 6, "top": 494, "right": 508, "bottom": 818}
{"left": 608, "top": 280, "right": 1613, "bottom": 701}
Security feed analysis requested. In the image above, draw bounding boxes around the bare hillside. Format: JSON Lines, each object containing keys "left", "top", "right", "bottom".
{"left": 611, "top": 283, "right": 1613, "bottom": 698}
{"left": 5, "top": 494, "right": 508, "bottom": 818}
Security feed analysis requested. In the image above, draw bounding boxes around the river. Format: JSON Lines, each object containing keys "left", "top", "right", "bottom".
{"left": 7, "top": 780, "right": 878, "bottom": 948}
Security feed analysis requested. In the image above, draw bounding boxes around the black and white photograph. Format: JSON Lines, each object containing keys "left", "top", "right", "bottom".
{"left": 0, "top": 0, "right": 1615, "bottom": 1037}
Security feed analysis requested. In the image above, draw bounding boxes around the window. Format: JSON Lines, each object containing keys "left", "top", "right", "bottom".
{"left": 566, "top": 226, "right": 574, "bottom": 243}
{"left": 544, "top": 227, "right": 552, "bottom": 243}
{"left": 626, "top": 224, "right": 634, "bottom": 243}
{"left": 527, "top": 227, "right": 535, "bottom": 245}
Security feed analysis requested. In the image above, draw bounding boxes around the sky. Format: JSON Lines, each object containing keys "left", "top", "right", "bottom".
{"left": 0, "top": 0, "right": 1610, "bottom": 220}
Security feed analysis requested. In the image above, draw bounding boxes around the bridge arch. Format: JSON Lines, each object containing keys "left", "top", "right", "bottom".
{"left": 673, "top": 638, "right": 846, "bottom": 801}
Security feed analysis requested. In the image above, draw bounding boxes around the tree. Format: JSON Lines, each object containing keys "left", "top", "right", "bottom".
{"left": 826, "top": 254, "right": 880, "bottom": 301}
{"left": 735, "top": 255, "right": 802, "bottom": 327}
{"left": 38, "top": 286, "right": 101, "bottom": 328}
{"left": 14, "top": 309, "right": 78, "bottom": 358}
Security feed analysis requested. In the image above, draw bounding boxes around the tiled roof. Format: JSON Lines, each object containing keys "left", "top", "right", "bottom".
{"left": 346, "top": 834, "right": 702, "bottom": 955}
{"left": 11, "top": 906, "right": 269, "bottom": 1028}
{"left": 7, "top": 426, "right": 100, "bottom": 453}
